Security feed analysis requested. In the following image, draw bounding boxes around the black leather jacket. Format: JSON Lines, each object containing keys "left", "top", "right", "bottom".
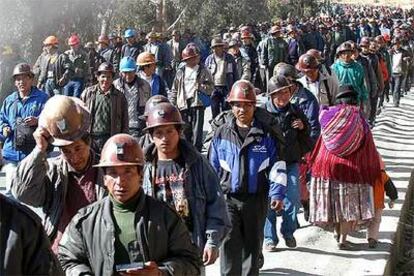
{"left": 58, "top": 190, "right": 201, "bottom": 275}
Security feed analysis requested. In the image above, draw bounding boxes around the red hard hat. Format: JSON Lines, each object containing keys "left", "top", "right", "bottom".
{"left": 383, "top": 34, "right": 391, "bottom": 42}
{"left": 68, "top": 34, "right": 80, "bottom": 46}
{"left": 94, "top": 134, "right": 144, "bottom": 168}
{"left": 181, "top": 46, "right": 199, "bottom": 61}
{"left": 227, "top": 80, "right": 256, "bottom": 103}
{"left": 144, "top": 102, "right": 185, "bottom": 131}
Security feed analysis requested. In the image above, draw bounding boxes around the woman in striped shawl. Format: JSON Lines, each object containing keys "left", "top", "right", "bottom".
{"left": 309, "top": 85, "right": 381, "bottom": 250}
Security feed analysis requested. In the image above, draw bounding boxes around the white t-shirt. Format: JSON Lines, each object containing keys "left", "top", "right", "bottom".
{"left": 392, "top": 52, "right": 403, "bottom": 74}
{"left": 214, "top": 55, "right": 226, "bottom": 86}
{"left": 184, "top": 65, "right": 199, "bottom": 99}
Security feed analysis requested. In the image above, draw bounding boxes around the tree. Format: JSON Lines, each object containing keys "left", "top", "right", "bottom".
{"left": 267, "top": 0, "right": 321, "bottom": 21}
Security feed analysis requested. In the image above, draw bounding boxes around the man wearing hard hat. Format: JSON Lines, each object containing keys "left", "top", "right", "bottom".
{"left": 36, "top": 35, "right": 72, "bottom": 97}
{"left": 10, "top": 95, "right": 107, "bottom": 254}
{"left": 63, "top": 34, "right": 90, "bottom": 98}
{"left": 0, "top": 63, "right": 48, "bottom": 192}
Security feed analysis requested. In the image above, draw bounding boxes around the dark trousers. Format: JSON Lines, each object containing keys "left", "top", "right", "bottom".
{"left": 379, "top": 80, "right": 390, "bottom": 107}
{"left": 211, "top": 86, "right": 229, "bottom": 119}
{"left": 180, "top": 106, "right": 205, "bottom": 152}
{"left": 401, "top": 72, "right": 409, "bottom": 94}
{"left": 392, "top": 75, "right": 403, "bottom": 107}
{"left": 404, "top": 67, "right": 413, "bottom": 93}
{"left": 63, "top": 79, "right": 84, "bottom": 98}
{"left": 220, "top": 193, "right": 268, "bottom": 276}
{"left": 369, "top": 95, "right": 379, "bottom": 124}
{"left": 259, "top": 67, "right": 267, "bottom": 94}
{"left": 44, "top": 79, "right": 62, "bottom": 97}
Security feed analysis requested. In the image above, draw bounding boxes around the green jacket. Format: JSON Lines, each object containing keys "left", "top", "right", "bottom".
{"left": 260, "top": 37, "right": 288, "bottom": 69}
{"left": 331, "top": 60, "right": 368, "bottom": 103}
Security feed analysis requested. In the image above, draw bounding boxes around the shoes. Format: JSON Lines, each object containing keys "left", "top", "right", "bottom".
{"left": 337, "top": 241, "right": 353, "bottom": 250}
{"left": 368, "top": 238, "right": 378, "bottom": 248}
{"left": 285, "top": 237, "right": 297, "bottom": 248}
{"left": 258, "top": 252, "right": 264, "bottom": 268}
{"left": 376, "top": 107, "right": 382, "bottom": 116}
{"left": 334, "top": 234, "right": 340, "bottom": 243}
{"left": 264, "top": 242, "right": 277, "bottom": 252}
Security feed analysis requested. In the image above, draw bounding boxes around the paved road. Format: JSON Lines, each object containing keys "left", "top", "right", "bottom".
{"left": 205, "top": 92, "right": 414, "bottom": 275}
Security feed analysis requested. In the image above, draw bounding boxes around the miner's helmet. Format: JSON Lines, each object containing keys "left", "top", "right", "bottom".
{"left": 143, "top": 102, "right": 185, "bottom": 131}
{"left": 12, "top": 63, "right": 34, "bottom": 79}
{"left": 227, "top": 80, "right": 256, "bottom": 103}
{"left": 139, "top": 95, "right": 170, "bottom": 120}
{"left": 181, "top": 46, "right": 200, "bottom": 61}
{"left": 296, "top": 54, "right": 320, "bottom": 73}
{"left": 267, "top": 75, "right": 294, "bottom": 96}
{"left": 94, "top": 134, "right": 144, "bottom": 168}
{"left": 273, "top": 62, "right": 298, "bottom": 80}
{"left": 136, "top": 52, "right": 156, "bottom": 66}
{"left": 38, "top": 95, "right": 90, "bottom": 147}
{"left": 96, "top": 62, "right": 114, "bottom": 76}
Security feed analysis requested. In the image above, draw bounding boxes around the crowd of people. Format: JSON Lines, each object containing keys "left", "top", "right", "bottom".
{"left": 0, "top": 3, "right": 409, "bottom": 275}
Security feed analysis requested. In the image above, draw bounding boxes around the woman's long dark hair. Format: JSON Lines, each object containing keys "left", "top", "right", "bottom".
{"left": 335, "top": 96, "right": 359, "bottom": 106}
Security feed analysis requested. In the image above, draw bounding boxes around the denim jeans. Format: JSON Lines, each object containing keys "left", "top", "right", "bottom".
{"left": 392, "top": 74, "right": 403, "bottom": 107}
{"left": 264, "top": 162, "right": 300, "bottom": 244}
{"left": 63, "top": 79, "right": 84, "bottom": 98}
{"left": 44, "top": 79, "right": 62, "bottom": 97}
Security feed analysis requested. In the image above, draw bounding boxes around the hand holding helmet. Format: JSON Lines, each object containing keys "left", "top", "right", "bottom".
{"left": 33, "top": 126, "right": 51, "bottom": 152}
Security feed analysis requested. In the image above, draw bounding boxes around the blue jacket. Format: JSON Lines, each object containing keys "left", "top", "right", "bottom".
{"left": 149, "top": 73, "right": 168, "bottom": 97}
{"left": 0, "top": 87, "right": 48, "bottom": 162}
{"left": 204, "top": 53, "right": 239, "bottom": 90}
{"left": 209, "top": 117, "right": 287, "bottom": 201}
{"left": 143, "top": 139, "right": 231, "bottom": 253}
{"left": 291, "top": 83, "right": 321, "bottom": 145}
